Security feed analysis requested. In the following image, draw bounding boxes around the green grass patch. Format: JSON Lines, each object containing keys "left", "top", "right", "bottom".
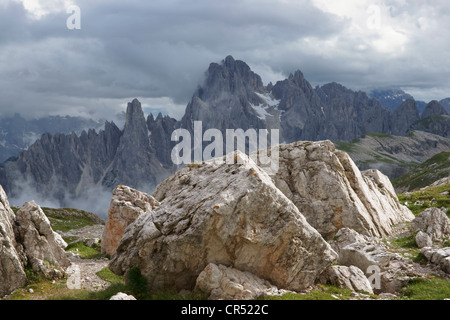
{"left": 45, "top": 213, "right": 96, "bottom": 232}
{"left": 393, "top": 152, "right": 450, "bottom": 191}
{"left": 398, "top": 184, "right": 450, "bottom": 217}
{"left": 401, "top": 276, "right": 450, "bottom": 300}
{"left": 65, "top": 242, "right": 104, "bottom": 260}
{"left": 96, "top": 267, "right": 124, "bottom": 285}
{"left": 334, "top": 142, "right": 357, "bottom": 153}
{"left": 386, "top": 234, "right": 423, "bottom": 261}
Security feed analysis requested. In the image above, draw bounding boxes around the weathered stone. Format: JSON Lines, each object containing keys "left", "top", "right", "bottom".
{"left": 318, "top": 265, "right": 374, "bottom": 294}
{"left": 15, "top": 201, "right": 70, "bottom": 279}
{"left": 331, "top": 228, "right": 420, "bottom": 293}
{"left": 256, "top": 140, "right": 414, "bottom": 239}
{"left": 0, "top": 185, "right": 27, "bottom": 297}
{"left": 411, "top": 208, "right": 450, "bottom": 242}
{"left": 101, "top": 185, "right": 159, "bottom": 256}
{"left": 330, "top": 228, "right": 372, "bottom": 255}
{"left": 421, "top": 247, "right": 450, "bottom": 274}
{"left": 109, "top": 292, "right": 137, "bottom": 300}
{"left": 195, "top": 263, "right": 291, "bottom": 300}
{"left": 415, "top": 231, "right": 432, "bottom": 249}
{"left": 109, "top": 151, "right": 337, "bottom": 292}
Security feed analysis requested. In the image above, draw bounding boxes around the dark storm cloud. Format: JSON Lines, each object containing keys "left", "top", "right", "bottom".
{"left": 1, "top": 0, "right": 450, "bottom": 120}
{"left": 0, "top": 0, "right": 347, "bottom": 119}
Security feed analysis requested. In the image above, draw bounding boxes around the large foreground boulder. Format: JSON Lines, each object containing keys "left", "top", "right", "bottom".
{"left": 15, "top": 201, "right": 70, "bottom": 279}
{"left": 0, "top": 186, "right": 27, "bottom": 297}
{"left": 255, "top": 141, "right": 414, "bottom": 239}
{"left": 101, "top": 185, "right": 160, "bottom": 256}
{"left": 109, "top": 151, "right": 338, "bottom": 292}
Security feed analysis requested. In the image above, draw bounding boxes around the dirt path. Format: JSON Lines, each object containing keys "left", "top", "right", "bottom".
{"left": 67, "top": 256, "right": 110, "bottom": 291}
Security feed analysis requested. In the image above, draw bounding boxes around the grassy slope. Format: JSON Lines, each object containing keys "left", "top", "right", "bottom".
{"left": 392, "top": 152, "right": 450, "bottom": 191}
{"left": 397, "top": 183, "right": 450, "bottom": 217}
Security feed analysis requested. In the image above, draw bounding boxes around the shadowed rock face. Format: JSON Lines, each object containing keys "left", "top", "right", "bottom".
{"left": 109, "top": 151, "right": 338, "bottom": 292}
{"left": 422, "top": 100, "right": 449, "bottom": 120}
{"left": 391, "top": 99, "right": 421, "bottom": 136}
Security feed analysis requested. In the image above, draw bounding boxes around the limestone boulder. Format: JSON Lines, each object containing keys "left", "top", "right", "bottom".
{"left": 421, "top": 247, "right": 450, "bottom": 274}
{"left": 318, "top": 265, "right": 374, "bottom": 294}
{"left": 109, "top": 151, "right": 337, "bottom": 292}
{"left": 255, "top": 140, "right": 414, "bottom": 239}
{"left": 101, "top": 185, "right": 159, "bottom": 256}
{"left": 415, "top": 231, "right": 432, "bottom": 249}
{"left": 411, "top": 208, "right": 450, "bottom": 243}
{"left": 0, "top": 185, "right": 27, "bottom": 297}
{"left": 15, "top": 201, "right": 70, "bottom": 279}
{"left": 195, "top": 263, "right": 291, "bottom": 300}
{"left": 330, "top": 228, "right": 420, "bottom": 293}
{"left": 110, "top": 292, "right": 137, "bottom": 300}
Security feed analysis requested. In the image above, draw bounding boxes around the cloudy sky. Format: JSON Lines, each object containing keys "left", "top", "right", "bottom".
{"left": 1, "top": 0, "right": 450, "bottom": 121}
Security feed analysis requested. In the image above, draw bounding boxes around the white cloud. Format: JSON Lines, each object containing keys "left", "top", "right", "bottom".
{"left": 17, "top": 0, "right": 75, "bottom": 19}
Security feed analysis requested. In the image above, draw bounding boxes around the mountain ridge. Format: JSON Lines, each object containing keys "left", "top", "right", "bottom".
{"left": 1, "top": 55, "right": 449, "bottom": 214}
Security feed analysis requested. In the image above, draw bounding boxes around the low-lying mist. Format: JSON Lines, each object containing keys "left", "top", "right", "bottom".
{"left": 10, "top": 184, "right": 115, "bottom": 221}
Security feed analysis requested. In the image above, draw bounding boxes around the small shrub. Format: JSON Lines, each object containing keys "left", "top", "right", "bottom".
{"left": 127, "top": 267, "right": 148, "bottom": 298}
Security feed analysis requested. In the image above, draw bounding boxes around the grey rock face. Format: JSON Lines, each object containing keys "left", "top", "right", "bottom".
{"left": 1, "top": 99, "right": 174, "bottom": 208}
{"left": 1, "top": 120, "right": 122, "bottom": 201}
{"left": 411, "top": 100, "right": 450, "bottom": 138}
{"left": 109, "top": 151, "right": 337, "bottom": 292}
{"left": 272, "top": 71, "right": 327, "bottom": 142}
{"left": 0, "top": 114, "right": 102, "bottom": 163}
{"left": 105, "top": 99, "right": 170, "bottom": 190}
{"left": 315, "top": 82, "right": 392, "bottom": 142}
{"left": 391, "top": 99, "right": 421, "bottom": 136}
{"left": 0, "top": 185, "right": 27, "bottom": 297}
{"left": 422, "top": 100, "right": 449, "bottom": 119}
{"left": 181, "top": 55, "right": 267, "bottom": 135}
{"left": 147, "top": 113, "right": 179, "bottom": 168}
{"left": 15, "top": 201, "right": 70, "bottom": 279}
{"left": 369, "top": 88, "right": 415, "bottom": 111}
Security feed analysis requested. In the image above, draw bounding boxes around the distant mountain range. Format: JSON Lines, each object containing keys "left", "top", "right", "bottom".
{"left": 0, "top": 114, "right": 103, "bottom": 163}
{"left": 1, "top": 56, "right": 449, "bottom": 213}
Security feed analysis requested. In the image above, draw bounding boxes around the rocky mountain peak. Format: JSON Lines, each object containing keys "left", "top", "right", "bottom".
{"left": 422, "top": 100, "right": 449, "bottom": 119}
{"left": 391, "top": 99, "right": 420, "bottom": 135}
{"left": 202, "top": 55, "right": 265, "bottom": 98}
{"left": 124, "top": 99, "right": 146, "bottom": 129}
